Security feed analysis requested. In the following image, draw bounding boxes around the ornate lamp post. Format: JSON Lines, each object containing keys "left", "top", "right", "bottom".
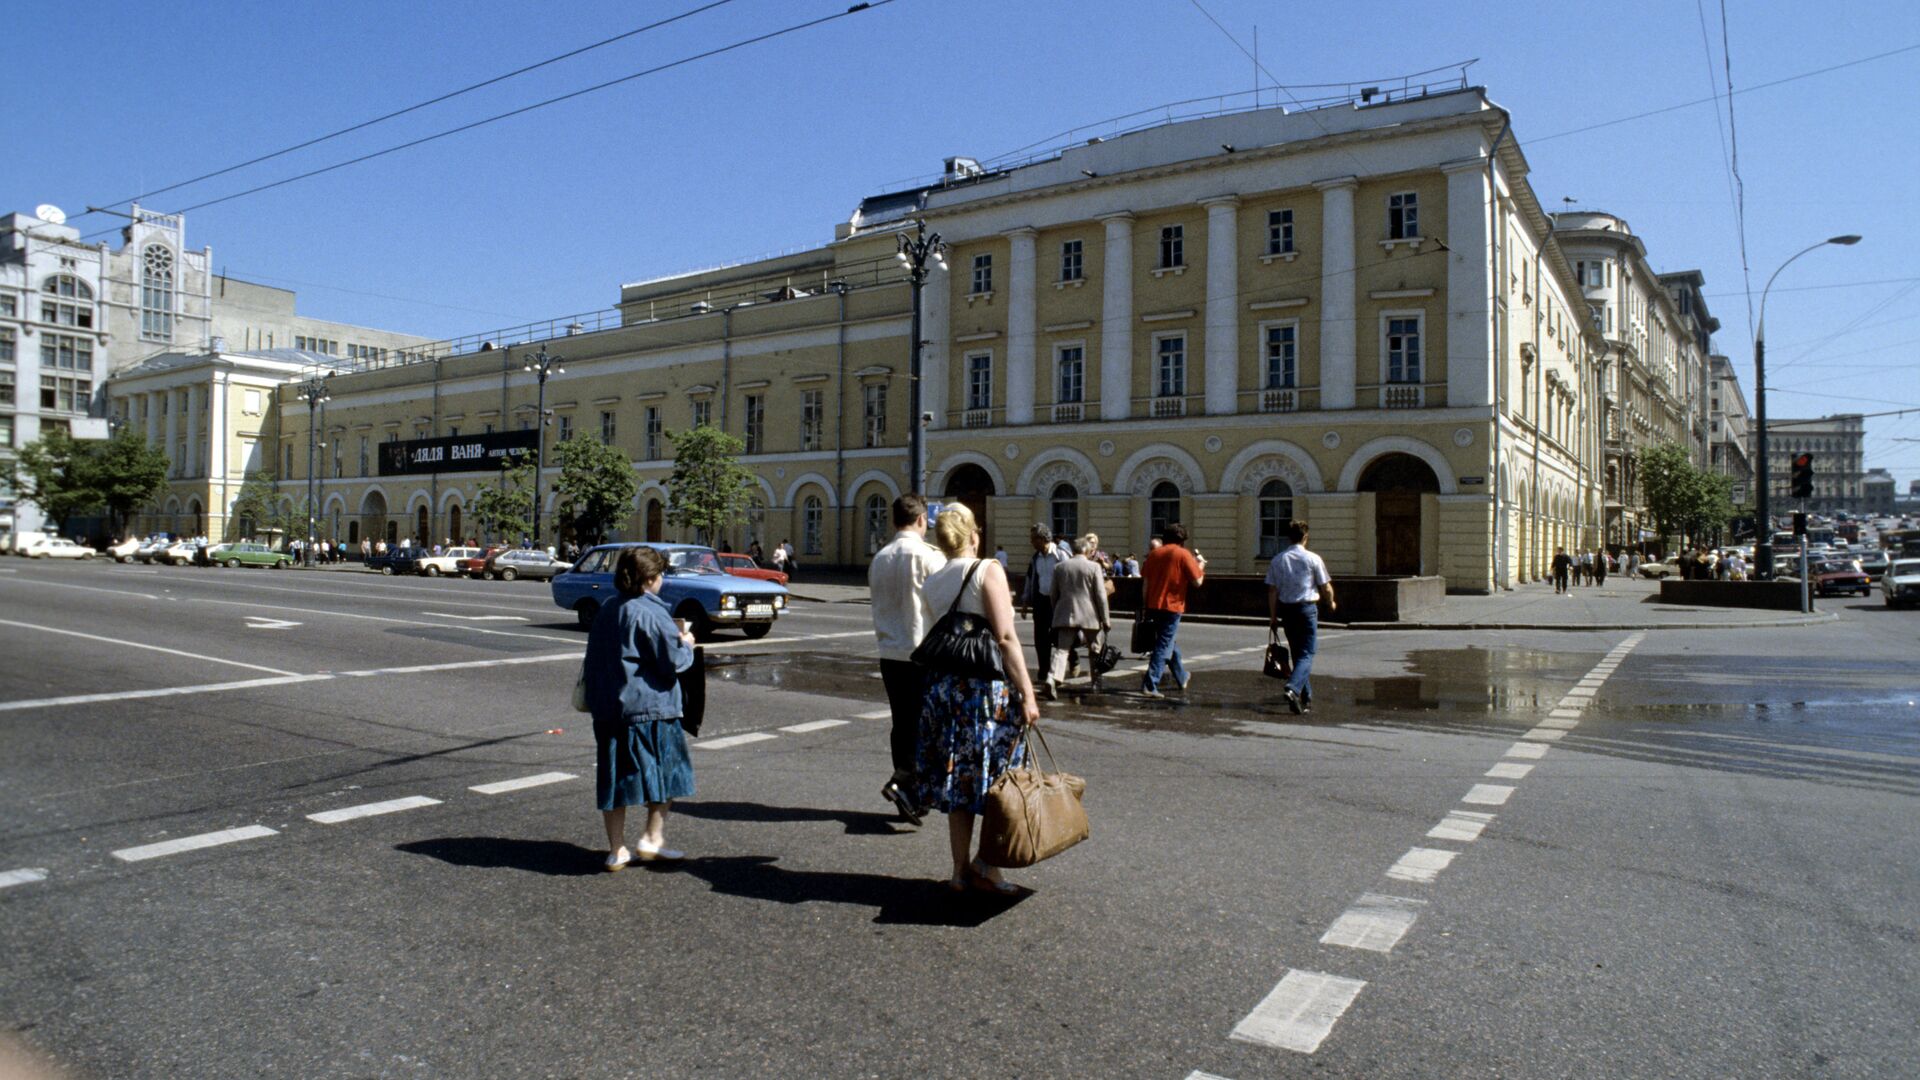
{"left": 521, "top": 345, "right": 565, "bottom": 545}
{"left": 896, "top": 220, "right": 947, "bottom": 495}
{"left": 297, "top": 373, "right": 331, "bottom": 567}
{"left": 1752, "top": 234, "right": 1859, "bottom": 579}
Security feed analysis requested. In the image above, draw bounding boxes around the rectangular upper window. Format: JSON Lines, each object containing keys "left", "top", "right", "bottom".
{"left": 743, "top": 394, "right": 764, "bottom": 454}
{"left": 862, "top": 383, "right": 886, "bottom": 448}
{"left": 599, "top": 410, "right": 616, "bottom": 444}
{"left": 1264, "top": 324, "right": 1297, "bottom": 389}
{"left": 644, "top": 406, "right": 662, "bottom": 459}
{"left": 1156, "top": 336, "right": 1186, "bottom": 398}
{"left": 971, "top": 253, "right": 993, "bottom": 295}
{"left": 1388, "top": 192, "right": 1419, "bottom": 240}
{"left": 1060, "top": 240, "right": 1083, "bottom": 282}
{"left": 1386, "top": 316, "right": 1422, "bottom": 383}
{"left": 966, "top": 352, "right": 993, "bottom": 411}
{"left": 800, "top": 390, "right": 824, "bottom": 451}
{"left": 1267, "top": 209, "right": 1294, "bottom": 255}
{"left": 1056, "top": 345, "right": 1084, "bottom": 404}
{"left": 1159, "top": 225, "right": 1184, "bottom": 269}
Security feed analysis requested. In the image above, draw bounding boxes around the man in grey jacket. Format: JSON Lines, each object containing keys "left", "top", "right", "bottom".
{"left": 1043, "top": 535, "right": 1112, "bottom": 698}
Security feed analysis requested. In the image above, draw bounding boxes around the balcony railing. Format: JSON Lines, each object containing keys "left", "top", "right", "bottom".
{"left": 1260, "top": 387, "right": 1297, "bottom": 413}
{"left": 1150, "top": 395, "right": 1188, "bottom": 419}
{"left": 1382, "top": 383, "right": 1424, "bottom": 409}
{"left": 962, "top": 408, "right": 994, "bottom": 429}
{"left": 1051, "top": 402, "right": 1084, "bottom": 423}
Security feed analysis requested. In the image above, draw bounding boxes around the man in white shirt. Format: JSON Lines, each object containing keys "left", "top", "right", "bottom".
{"left": 1265, "top": 519, "right": 1335, "bottom": 715}
{"left": 867, "top": 494, "right": 947, "bottom": 825}
{"left": 1017, "top": 524, "right": 1074, "bottom": 682}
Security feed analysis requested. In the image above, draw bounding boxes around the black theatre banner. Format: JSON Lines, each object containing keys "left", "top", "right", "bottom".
{"left": 378, "top": 430, "right": 538, "bottom": 476}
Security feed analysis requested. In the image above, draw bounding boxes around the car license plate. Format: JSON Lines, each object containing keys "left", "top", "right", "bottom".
{"left": 745, "top": 603, "right": 774, "bottom": 618}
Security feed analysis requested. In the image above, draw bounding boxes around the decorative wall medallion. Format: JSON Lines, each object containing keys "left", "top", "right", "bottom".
{"left": 1453, "top": 427, "right": 1474, "bottom": 447}
{"left": 1321, "top": 431, "right": 1341, "bottom": 449}
{"left": 1204, "top": 435, "right": 1223, "bottom": 453}
{"left": 1003, "top": 443, "right": 1020, "bottom": 460}
{"left": 1031, "top": 460, "right": 1095, "bottom": 497}
{"left": 1098, "top": 440, "right": 1116, "bottom": 457}
{"left": 775, "top": 467, "right": 787, "bottom": 479}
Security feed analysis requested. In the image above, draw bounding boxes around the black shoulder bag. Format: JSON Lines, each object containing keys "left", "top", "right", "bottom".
{"left": 910, "top": 560, "right": 1005, "bottom": 681}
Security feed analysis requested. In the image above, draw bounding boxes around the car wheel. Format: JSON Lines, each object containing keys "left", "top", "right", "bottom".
{"left": 380, "top": 565, "right": 394, "bottom": 575}
{"left": 426, "top": 566, "right": 441, "bottom": 577}
{"left": 742, "top": 622, "right": 772, "bottom": 640}
{"left": 575, "top": 600, "right": 599, "bottom": 628}
{"left": 481, "top": 570, "right": 494, "bottom": 580}
{"left": 499, "top": 567, "right": 517, "bottom": 582}
{"left": 225, "top": 558, "right": 240, "bottom": 568}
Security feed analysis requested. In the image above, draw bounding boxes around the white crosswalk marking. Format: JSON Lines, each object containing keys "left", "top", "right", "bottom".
{"left": 1385, "top": 847, "right": 1456, "bottom": 883}
{"left": 114, "top": 825, "right": 278, "bottom": 863}
{"left": 470, "top": 772, "right": 577, "bottom": 795}
{"left": 695, "top": 732, "right": 779, "bottom": 750}
{"left": 1230, "top": 969, "right": 1368, "bottom": 1053}
{"left": 0, "top": 868, "right": 49, "bottom": 889}
{"left": 308, "top": 796, "right": 441, "bottom": 824}
{"left": 780, "top": 719, "right": 851, "bottom": 733}
{"left": 1427, "top": 810, "right": 1495, "bottom": 842}
{"left": 1321, "top": 893, "right": 1426, "bottom": 952}
{"left": 1462, "top": 783, "right": 1515, "bottom": 806}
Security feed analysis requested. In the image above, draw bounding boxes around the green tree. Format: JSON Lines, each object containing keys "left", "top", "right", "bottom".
{"left": 473, "top": 458, "right": 535, "bottom": 543}
{"left": 1637, "top": 443, "right": 1696, "bottom": 546}
{"left": 665, "top": 424, "right": 754, "bottom": 545}
{"left": 226, "top": 470, "right": 282, "bottom": 541}
{"left": 552, "top": 435, "right": 636, "bottom": 546}
{"left": 89, "top": 427, "right": 173, "bottom": 539}
{"left": 9, "top": 428, "right": 102, "bottom": 534}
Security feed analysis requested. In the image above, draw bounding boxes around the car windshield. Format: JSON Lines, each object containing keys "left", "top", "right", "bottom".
{"left": 667, "top": 550, "right": 724, "bottom": 575}
{"left": 1892, "top": 561, "right": 1920, "bottom": 577}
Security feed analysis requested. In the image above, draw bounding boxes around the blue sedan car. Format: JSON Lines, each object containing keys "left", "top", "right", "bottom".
{"left": 551, "top": 542, "right": 789, "bottom": 640}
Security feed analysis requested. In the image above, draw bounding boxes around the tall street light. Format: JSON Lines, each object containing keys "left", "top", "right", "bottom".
{"left": 297, "top": 373, "right": 331, "bottom": 567}
{"left": 521, "top": 345, "right": 564, "bottom": 546}
{"left": 897, "top": 220, "right": 947, "bottom": 496}
{"left": 1752, "top": 234, "right": 1860, "bottom": 579}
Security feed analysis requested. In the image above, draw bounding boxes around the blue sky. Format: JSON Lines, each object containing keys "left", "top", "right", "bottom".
{"left": 10, "top": 0, "right": 1918, "bottom": 488}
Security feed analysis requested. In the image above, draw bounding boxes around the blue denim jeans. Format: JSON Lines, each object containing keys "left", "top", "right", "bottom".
{"left": 1278, "top": 601, "right": 1318, "bottom": 699}
{"left": 1143, "top": 610, "right": 1186, "bottom": 690}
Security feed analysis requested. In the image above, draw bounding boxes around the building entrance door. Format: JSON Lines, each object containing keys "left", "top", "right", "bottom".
{"left": 645, "top": 499, "right": 663, "bottom": 542}
{"left": 942, "top": 463, "right": 995, "bottom": 540}
{"left": 1358, "top": 453, "right": 1441, "bottom": 576}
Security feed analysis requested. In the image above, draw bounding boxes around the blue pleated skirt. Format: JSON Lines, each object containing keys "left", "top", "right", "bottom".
{"left": 595, "top": 715, "right": 695, "bottom": 810}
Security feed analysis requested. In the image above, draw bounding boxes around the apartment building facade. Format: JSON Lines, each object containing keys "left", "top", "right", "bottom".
{"left": 1706, "top": 353, "right": 1753, "bottom": 505}
{"left": 1758, "top": 414, "right": 1866, "bottom": 515}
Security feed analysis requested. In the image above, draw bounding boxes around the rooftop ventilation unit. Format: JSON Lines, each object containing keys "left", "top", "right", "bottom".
{"left": 943, "top": 156, "right": 984, "bottom": 184}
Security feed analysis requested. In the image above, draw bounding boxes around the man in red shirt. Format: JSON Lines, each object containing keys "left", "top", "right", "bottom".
{"left": 1139, "top": 523, "right": 1205, "bottom": 697}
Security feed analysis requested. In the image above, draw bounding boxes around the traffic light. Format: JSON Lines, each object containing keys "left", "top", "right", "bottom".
{"left": 1790, "top": 452, "right": 1815, "bottom": 499}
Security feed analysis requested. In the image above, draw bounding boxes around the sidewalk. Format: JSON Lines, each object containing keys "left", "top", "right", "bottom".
{"left": 787, "top": 572, "right": 1836, "bottom": 630}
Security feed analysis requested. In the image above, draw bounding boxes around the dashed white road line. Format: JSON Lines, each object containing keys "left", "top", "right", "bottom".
{"left": 695, "top": 732, "right": 780, "bottom": 750}
{"left": 1462, "top": 783, "right": 1515, "bottom": 806}
{"left": 0, "top": 868, "right": 49, "bottom": 889}
{"left": 780, "top": 719, "right": 851, "bottom": 734}
{"left": 855, "top": 708, "right": 893, "bottom": 720}
{"left": 1536, "top": 716, "right": 1579, "bottom": 730}
{"left": 307, "top": 796, "right": 442, "bottom": 824}
{"left": 1184, "top": 1072, "right": 1235, "bottom": 1080}
{"left": 0, "top": 673, "right": 333, "bottom": 714}
{"left": 337, "top": 652, "right": 577, "bottom": 678}
{"left": 1505, "top": 741, "right": 1549, "bottom": 759}
{"left": 113, "top": 825, "right": 278, "bottom": 863}
{"left": 1548, "top": 707, "right": 1583, "bottom": 719}
{"left": 1230, "top": 969, "right": 1368, "bottom": 1053}
{"left": 470, "top": 771, "right": 577, "bottom": 795}
{"left": 1427, "top": 809, "right": 1494, "bottom": 842}
{"left": 1385, "top": 847, "right": 1456, "bottom": 883}
{"left": 1321, "top": 893, "right": 1426, "bottom": 953}
{"left": 1485, "top": 762, "right": 1534, "bottom": 780}
{"left": 1522, "top": 727, "right": 1568, "bottom": 742}
{"left": 0, "top": 617, "right": 297, "bottom": 676}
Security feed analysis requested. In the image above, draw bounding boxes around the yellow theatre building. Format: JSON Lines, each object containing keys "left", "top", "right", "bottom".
{"left": 118, "top": 87, "right": 1633, "bottom": 591}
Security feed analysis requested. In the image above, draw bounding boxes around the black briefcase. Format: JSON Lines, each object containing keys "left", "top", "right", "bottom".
{"left": 1129, "top": 615, "right": 1155, "bottom": 655}
{"left": 678, "top": 647, "right": 706, "bottom": 737}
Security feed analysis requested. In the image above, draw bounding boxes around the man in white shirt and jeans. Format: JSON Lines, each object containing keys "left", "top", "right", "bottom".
{"left": 1265, "top": 519, "right": 1336, "bottom": 715}
{"left": 868, "top": 494, "right": 947, "bottom": 825}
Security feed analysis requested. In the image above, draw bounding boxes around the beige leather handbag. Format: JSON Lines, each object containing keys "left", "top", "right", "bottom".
{"left": 980, "top": 725, "right": 1089, "bottom": 869}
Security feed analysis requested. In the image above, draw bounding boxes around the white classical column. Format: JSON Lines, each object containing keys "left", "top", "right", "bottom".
{"left": 144, "top": 393, "right": 159, "bottom": 447}
{"left": 1004, "top": 226, "right": 1038, "bottom": 426}
{"left": 1201, "top": 196, "right": 1241, "bottom": 416}
{"left": 922, "top": 252, "right": 951, "bottom": 434}
{"left": 164, "top": 388, "right": 180, "bottom": 477}
{"left": 1445, "top": 160, "right": 1494, "bottom": 408}
{"left": 1099, "top": 213, "right": 1135, "bottom": 421}
{"left": 1315, "top": 177, "right": 1358, "bottom": 410}
{"left": 207, "top": 373, "right": 228, "bottom": 482}
{"left": 186, "top": 385, "right": 203, "bottom": 478}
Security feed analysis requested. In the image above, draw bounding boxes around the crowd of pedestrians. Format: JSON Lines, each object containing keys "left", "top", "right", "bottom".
{"left": 1550, "top": 546, "right": 1618, "bottom": 592}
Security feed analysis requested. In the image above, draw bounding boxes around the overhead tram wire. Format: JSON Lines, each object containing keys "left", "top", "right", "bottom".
{"left": 75, "top": 0, "right": 741, "bottom": 225}
{"left": 1695, "top": 0, "right": 1755, "bottom": 342}
{"left": 81, "top": 0, "right": 895, "bottom": 235}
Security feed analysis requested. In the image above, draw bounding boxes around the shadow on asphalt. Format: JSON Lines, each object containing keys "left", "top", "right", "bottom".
{"left": 667, "top": 854, "right": 1029, "bottom": 926}
{"left": 395, "top": 836, "right": 601, "bottom": 876}
{"left": 673, "top": 799, "right": 910, "bottom": 836}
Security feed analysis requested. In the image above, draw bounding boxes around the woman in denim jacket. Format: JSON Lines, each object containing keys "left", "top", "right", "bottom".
{"left": 583, "top": 546, "right": 696, "bottom": 871}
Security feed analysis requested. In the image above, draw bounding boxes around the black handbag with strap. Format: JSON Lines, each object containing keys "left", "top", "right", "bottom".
{"left": 910, "top": 560, "right": 1005, "bottom": 681}
{"left": 1262, "top": 629, "right": 1293, "bottom": 680}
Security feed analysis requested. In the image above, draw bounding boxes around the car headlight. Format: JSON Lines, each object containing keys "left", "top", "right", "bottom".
{"left": 719, "top": 595, "right": 738, "bottom": 611}
{"left": 773, "top": 595, "right": 785, "bottom": 609}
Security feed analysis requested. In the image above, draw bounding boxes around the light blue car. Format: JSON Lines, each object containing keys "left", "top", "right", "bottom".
{"left": 551, "top": 542, "right": 788, "bottom": 640}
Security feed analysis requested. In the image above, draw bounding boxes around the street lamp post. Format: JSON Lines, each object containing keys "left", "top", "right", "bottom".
{"left": 297, "top": 374, "right": 331, "bottom": 567}
{"left": 521, "top": 345, "right": 564, "bottom": 546}
{"left": 897, "top": 220, "right": 947, "bottom": 496}
{"left": 1753, "top": 234, "right": 1860, "bottom": 579}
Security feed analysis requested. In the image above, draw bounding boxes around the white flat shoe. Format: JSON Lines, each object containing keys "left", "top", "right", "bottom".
{"left": 603, "top": 847, "right": 632, "bottom": 873}
{"left": 634, "top": 840, "right": 683, "bottom": 861}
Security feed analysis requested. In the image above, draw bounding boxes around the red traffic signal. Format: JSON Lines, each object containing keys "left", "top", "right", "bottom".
{"left": 1790, "top": 452, "right": 1815, "bottom": 499}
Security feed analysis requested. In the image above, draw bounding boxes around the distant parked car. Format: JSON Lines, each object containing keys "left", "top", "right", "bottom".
{"left": 134, "top": 537, "right": 170, "bottom": 563}
{"left": 106, "top": 537, "right": 142, "bottom": 562}
{"left": 716, "top": 551, "right": 789, "bottom": 586}
{"left": 159, "top": 540, "right": 200, "bottom": 566}
{"left": 217, "top": 541, "right": 293, "bottom": 569}
{"left": 412, "top": 546, "right": 484, "bottom": 577}
{"left": 28, "top": 537, "right": 94, "bottom": 559}
{"left": 551, "top": 542, "right": 786, "bottom": 638}
{"left": 1638, "top": 557, "right": 1682, "bottom": 579}
{"left": 366, "top": 548, "right": 422, "bottom": 575}
{"left": 480, "top": 548, "right": 569, "bottom": 582}
{"left": 459, "top": 547, "right": 506, "bottom": 577}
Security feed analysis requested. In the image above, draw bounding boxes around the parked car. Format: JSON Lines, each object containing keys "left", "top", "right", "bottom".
{"left": 27, "top": 537, "right": 95, "bottom": 559}
{"left": 365, "top": 548, "right": 424, "bottom": 575}
{"left": 412, "top": 546, "right": 484, "bottom": 577}
{"left": 551, "top": 542, "right": 787, "bottom": 638}
{"left": 1883, "top": 559, "right": 1920, "bottom": 608}
{"left": 716, "top": 551, "right": 789, "bottom": 586}
{"left": 1637, "top": 557, "right": 1682, "bottom": 579}
{"left": 134, "top": 537, "right": 171, "bottom": 563}
{"left": 159, "top": 540, "right": 201, "bottom": 566}
{"left": 480, "top": 547, "right": 569, "bottom": 582}
{"left": 459, "top": 546, "right": 506, "bottom": 577}
{"left": 1858, "top": 551, "right": 1891, "bottom": 581}
{"left": 106, "top": 537, "right": 143, "bottom": 562}
{"left": 1810, "top": 559, "right": 1871, "bottom": 598}
{"left": 217, "top": 541, "right": 293, "bottom": 569}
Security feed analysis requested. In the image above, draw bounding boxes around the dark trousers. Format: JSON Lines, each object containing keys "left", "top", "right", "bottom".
{"left": 879, "top": 659, "right": 924, "bottom": 788}
{"left": 1031, "top": 596, "right": 1056, "bottom": 679}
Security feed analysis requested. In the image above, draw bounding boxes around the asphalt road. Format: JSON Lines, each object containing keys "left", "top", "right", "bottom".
{"left": 0, "top": 559, "right": 1914, "bottom": 1079}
